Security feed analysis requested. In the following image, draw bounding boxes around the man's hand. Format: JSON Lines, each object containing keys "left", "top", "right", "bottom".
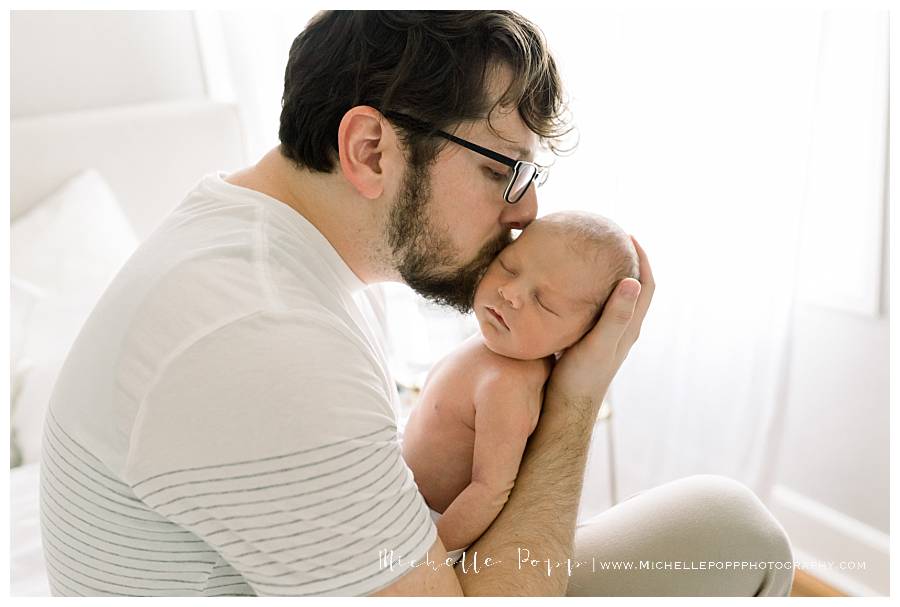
{"left": 545, "top": 236, "right": 654, "bottom": 416}
{"left": 377, "top": 239, "right": 653, "bottom": 597}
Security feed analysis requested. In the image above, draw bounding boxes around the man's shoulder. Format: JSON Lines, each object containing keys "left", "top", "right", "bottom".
{"left": 195, "top": 306, "right": 377, "bottom": 363}
{"left": 124, "top": 304, "right": 398, "bottom": 483}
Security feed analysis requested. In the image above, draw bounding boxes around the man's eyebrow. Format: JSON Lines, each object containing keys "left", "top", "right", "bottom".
{"left": 500, "top": 145, "right": 534, "bottom": 162}
{"left": 481, "top": 135, "right": 533, "bottom": 162}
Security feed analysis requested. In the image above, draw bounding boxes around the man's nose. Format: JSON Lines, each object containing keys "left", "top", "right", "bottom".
{"left": 498, "top": 186, "right": 538, "bottom": 230}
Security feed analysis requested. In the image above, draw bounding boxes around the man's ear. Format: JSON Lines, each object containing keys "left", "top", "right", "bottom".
{"left": 336, "top": 106, "right": 399, "bottom": 200}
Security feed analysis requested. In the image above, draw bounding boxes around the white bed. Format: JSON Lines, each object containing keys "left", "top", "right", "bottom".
{"left": 9, "top": 100, "right": 247, "bottom": 596}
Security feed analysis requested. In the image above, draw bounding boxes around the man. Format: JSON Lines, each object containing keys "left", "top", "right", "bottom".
{"left": 40, "top": 11, "right": 794, "bottom": 597}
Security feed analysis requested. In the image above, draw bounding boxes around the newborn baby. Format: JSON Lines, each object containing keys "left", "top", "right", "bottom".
{"left": 401, "top": 210, "right": 640, "bottom": 565}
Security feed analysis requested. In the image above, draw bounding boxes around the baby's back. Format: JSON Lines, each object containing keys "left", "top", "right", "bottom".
{"left": 401, "top": 335, "right": 484, "bottom": 513}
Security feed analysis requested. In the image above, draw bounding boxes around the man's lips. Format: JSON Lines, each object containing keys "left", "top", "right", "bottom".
{"left": 486, "top": 306, "right": 510, "bottom": 330}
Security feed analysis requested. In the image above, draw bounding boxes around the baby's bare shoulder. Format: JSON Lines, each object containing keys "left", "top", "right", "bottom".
{"left": 471, "top": 351, "right": 551, "bottom": 434}
{"left": 474, "top": 348, "right": 552, "bottom": 397}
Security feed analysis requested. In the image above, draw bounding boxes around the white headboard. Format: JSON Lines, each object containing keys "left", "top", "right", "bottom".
{"left": 11, "top": 100, "right": 247, "bottom": 240}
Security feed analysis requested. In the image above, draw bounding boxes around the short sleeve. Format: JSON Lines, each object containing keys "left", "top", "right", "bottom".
{"left": 122, "top": 309, "right": 437, "bottom": 596}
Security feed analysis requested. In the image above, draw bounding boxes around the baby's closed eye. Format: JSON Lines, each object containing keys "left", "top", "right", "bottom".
{"left": 535, "top": 294, "right": 557, "bottom": 316}
{"left": 498, "top": 259, "right": 516, "bottom": 276}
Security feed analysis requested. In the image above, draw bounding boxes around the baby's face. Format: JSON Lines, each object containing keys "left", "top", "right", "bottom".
{"left": 472, "top": 221, "right": 601, "bottom": 360}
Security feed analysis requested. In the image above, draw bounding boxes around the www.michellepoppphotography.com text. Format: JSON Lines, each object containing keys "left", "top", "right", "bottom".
{"left": 378, "top": 548, "right": 865, "bottom": 577}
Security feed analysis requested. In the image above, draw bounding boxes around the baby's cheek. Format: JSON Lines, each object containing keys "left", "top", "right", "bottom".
{"left": 524, "top": 318, "right": 573, "bottom": 359}
{"left": 472, "top": 284, "right": 484, "bottom": 307}
{"left": 513, "top": 324, "right": 545, "bottom": 359}
{"left": 473, "top": 274, "right": 493, "bottom": 306}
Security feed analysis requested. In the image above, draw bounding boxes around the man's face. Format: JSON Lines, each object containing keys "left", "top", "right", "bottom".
{"left": 386, "top": 104, "right": 540, "bottom": 313}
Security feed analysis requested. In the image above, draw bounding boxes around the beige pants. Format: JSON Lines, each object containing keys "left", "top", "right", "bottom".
{"left": 564, "top": 474, "right": 795, "bottom": 596}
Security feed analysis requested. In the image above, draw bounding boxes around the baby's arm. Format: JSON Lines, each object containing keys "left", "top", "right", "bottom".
{"left": 434, "top": 364, "right": 544, "bottom": 552}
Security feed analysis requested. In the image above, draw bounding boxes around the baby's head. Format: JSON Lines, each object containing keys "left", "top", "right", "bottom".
{"left": 472, "top": 210, "right": 639, "bottom": 360}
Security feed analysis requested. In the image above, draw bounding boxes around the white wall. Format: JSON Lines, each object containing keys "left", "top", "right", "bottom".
{"left": 778, "top": 307, "right": 889, "bottom": 532}
{"left": 11, "top": 11, "right": 206, "bottom": 118}
{"left": 765, "top": 304, "right": 890, "bottom": 597}
{"left": 763, "top": 12, "right": 890, "bottom": 596}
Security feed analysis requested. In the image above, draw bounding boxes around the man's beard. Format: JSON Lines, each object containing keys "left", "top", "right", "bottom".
{"left": 386, "top": 161, "right": 512, "bottom": 314}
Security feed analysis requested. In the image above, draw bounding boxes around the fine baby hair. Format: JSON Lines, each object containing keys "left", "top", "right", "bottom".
{"left": 537, "top": 210, "right": 640, "bottom": 321}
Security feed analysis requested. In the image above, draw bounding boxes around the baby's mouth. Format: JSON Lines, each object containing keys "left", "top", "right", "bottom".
{"left": 486, "top": 306, "right": 510, "bottom": 330}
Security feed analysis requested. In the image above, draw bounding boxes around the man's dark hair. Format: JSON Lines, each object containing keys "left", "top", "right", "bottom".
{"left": 279, "top": 10, "right": 571, "bottom": 173}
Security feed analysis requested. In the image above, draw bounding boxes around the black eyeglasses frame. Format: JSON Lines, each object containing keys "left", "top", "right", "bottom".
{"left": 383, "top": 110, "right": 548, "bottom": 204}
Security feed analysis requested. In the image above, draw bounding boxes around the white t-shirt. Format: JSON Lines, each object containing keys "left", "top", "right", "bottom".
{"left": 39, "top": 172, "right": 437, "bottom": 597}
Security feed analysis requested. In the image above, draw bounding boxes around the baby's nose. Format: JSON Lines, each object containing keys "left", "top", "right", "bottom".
{"left": 498, "top": 285, "right": 522, "bottom": 309}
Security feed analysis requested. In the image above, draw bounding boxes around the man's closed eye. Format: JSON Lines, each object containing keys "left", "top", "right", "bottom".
{"left": 485, "top": 167, "right": 508, "bottom": 182}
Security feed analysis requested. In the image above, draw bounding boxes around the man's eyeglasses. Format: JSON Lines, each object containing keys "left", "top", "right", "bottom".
{"left": 383, "top": 110, "right": 549, "bottom": 204}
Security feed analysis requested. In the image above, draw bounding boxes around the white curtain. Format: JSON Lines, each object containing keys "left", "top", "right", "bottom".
{"left": 193, "top": 9, "right": 320, "bottom": 162}
{"left": 528, "top": 9, "right": 888, "bottom": 504}
{"left": 529, "top": 9, "right": 822, "bottom": 504}
{"left": 193, "top": 9, "right": 888, "bottom": 507}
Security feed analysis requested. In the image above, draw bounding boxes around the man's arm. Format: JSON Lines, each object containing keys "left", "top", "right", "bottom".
{"left": 374, "top": 237, "right": 654, "bottom": 596}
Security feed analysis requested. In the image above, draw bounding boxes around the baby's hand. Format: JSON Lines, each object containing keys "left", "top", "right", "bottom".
{"left": 545, "top": 236, "right": 654, "bottom": 417}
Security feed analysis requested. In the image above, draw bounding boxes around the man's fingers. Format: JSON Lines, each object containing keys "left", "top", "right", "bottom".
{"left": 585, "top": 277, "right": 640, "bottom": 353}
{"left": 632, "top": 236, "right": 654, "bottom": 296}
{"left": 623, "top": 235, "right": 654, "bottom": 345}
